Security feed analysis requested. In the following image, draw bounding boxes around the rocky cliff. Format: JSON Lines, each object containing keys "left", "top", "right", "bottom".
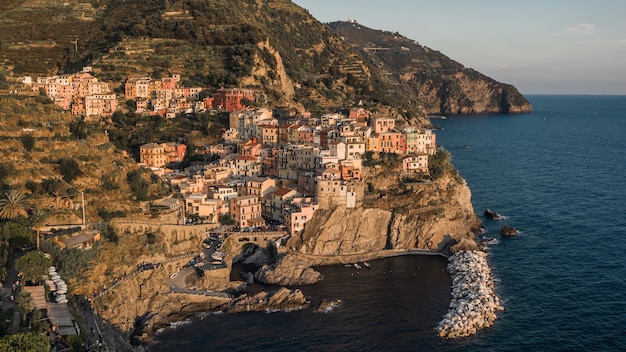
{"left": 328, "top": 21, "right": 533, "bottom": 115}
{"left": 294, "top": 172, "right": 480, "bottom": 254}
{"left": 255, "top": 171, "right": 482, "bottom": 286}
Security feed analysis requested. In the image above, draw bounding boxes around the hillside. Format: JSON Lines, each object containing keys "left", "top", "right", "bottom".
{"left": 1, "top": 0, "right": 530, "bottom": 119}
{"left": 0, "top": 0, "right": 411, "bottom": 116}
{"left": 327, "top": 21, "right": 532, "bottom": 115}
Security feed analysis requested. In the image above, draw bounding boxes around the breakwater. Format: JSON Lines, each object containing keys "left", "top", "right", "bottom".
{"left": 436, "top": 250, "right": 503, "bottom": 338}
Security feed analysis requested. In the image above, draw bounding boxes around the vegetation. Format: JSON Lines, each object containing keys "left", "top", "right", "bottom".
{"left": 40, "top": 241, "right": 96, "bottom": 288}
{"left": 58, "top": 158, "right": 82, "bottom": 183}
{"left": 0, "top": 164, "right": 11, "bottom": 191}
{"left": 0, "top": 190, "right": 31, "bottom": 220}
{"left": 429, "top": 148, "right": 460, "bottom": 180}
{"left": 69, "top": 118, "right": 88, "bottom": 140}
{"left": 218, "top": 214, "right": 235, "bottom": 226}
{"left": 19, "top": 134, "right": 35, "bottom": 152}
{"left": 0, "top": 221, "right": 33, "bottom": 250}
{"left": 0, "top": 332, "right": 50, "bottom": 352}
{"left": 126, "top": 168, "right": 171, "bottom": 201}
{"left": 15, "top": 251, "right": 51, "bottom": 284}
{"left": 363, "top": 151, "right": 401, "bottom": 169}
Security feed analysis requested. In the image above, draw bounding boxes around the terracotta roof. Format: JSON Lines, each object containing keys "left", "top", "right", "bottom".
{"left": 273, "top": 187, "right": 295, "bottom": 196}
{"left": 237, "top": 155, "right": 258, "bottom": 161}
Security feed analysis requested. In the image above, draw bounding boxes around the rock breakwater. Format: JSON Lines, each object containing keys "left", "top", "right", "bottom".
{"left": 436, "top": 250, "right": 503, "bottom": 338}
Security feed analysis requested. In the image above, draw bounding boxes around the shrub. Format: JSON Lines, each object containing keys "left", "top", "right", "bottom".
{"left": 429, "top": 148, "right": 453, "bottom": 180}
{"left": 20, "top": 134, "right": 35, "bottom": 152}
{"left": 218, "top": 214, "right": 235, "bottom": 225}
{"left": 58, "top": 158, "right": 82, "bottom": 183}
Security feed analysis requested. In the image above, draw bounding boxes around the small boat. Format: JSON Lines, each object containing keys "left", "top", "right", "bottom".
{"left": 211, "top": 251, "right": 225, "bottom": 261}
{"left": 194, "top": 261, "right": 205, "bottom": 268}
{"left": 363, "top": 261, "right": 371, "bottom": 269}
{"left": 211, "top": 260, "right": 223, "bottom": 265}
{"left": 353, "top": 263, "right": 361, "bottom": 270}
{"left": 463, "top": 145, "right": 470, "bottom": 149}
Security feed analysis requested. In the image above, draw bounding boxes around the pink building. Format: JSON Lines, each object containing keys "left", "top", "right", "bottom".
{"left": 230, "top": 195, "right": 262, "bottom": 228}
{"left": 163, "top": 142, "right": 187, "bottom": 163}
{"left": 235, "top": 155, "right": 262, "bottom": 178}
{"left": 402, "top": 154, "right": 429, "bottom": 174}
{"left": 269, "top": 187, "right": 301, "bottom": 221}
{"left": 241, "top": 139, "right": 263, "bottom": 157}
{"left": 371, "top": 117, "right": 396, "bottom": 134}
{"left": 283, "top": 197, "right": 319, "bottom": 235}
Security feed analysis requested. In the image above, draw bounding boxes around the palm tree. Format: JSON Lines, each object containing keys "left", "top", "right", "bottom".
{"left": 0, "top": 190, "right": 31, "bottom": 220}
{"left": 16, "top": 290, "right": 34, "bottom": 323}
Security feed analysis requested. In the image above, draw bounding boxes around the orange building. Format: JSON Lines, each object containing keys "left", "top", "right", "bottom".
{"left": 230, "top": 195, "right": 263, "bottom": 228}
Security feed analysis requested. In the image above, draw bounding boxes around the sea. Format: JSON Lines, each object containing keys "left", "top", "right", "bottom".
{"left": 150, "top": 95, "right": 626, "bottom": 351}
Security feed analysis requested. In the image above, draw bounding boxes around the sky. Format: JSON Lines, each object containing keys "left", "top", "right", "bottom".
{"left": 292, "top": 0, "right": 626, "bottom": 95}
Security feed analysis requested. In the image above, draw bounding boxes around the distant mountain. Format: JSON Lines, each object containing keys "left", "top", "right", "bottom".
{"left": 0, "top": 0, "right": 530, "bottom": 117}
{"left": 328, "top": 21, "right": 532, "bottom": 115}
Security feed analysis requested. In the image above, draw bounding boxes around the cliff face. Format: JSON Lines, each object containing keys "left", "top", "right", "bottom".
{"left": 328, "top": 21, "right": 533, "bottom": 115}
{"left": 287, "top": 173, "right": 481, "bottom": 256}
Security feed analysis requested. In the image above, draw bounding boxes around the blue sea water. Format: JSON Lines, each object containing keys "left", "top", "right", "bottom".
{"left": 150, "top": 95, "right": 626, "bottom": 351}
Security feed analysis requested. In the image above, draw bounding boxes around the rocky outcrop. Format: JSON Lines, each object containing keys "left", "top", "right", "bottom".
{"left": 501, "top": 225, "right": 519, "bottom": 236}
{"left": 288, "top": 173, "right": 480, "bottom": 258}
{"left": 288, "top": 207, "right": 392, "bottom": 255}
{"left": 484, "top": 209, "right": 501, "bottom": 220}
{"left": 224, "top": 287, "right": 310, "bottom": 313}
{"left": 95, "top": 265, "right": 232, "bottom": 344}
{"left": 255, "top": 254, "right": 323, "bottom": 286}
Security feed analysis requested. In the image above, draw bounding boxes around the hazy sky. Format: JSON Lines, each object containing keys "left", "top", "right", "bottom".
{"left": 292, "top": 0, "right": 626, "bottom": 95}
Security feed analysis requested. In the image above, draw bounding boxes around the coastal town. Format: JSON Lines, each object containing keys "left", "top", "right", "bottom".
{"left": 0, "top": 58, "right": 501, "bottom": 352}
{"left": 24, "top": 71, "right": 437, "bottom": 236}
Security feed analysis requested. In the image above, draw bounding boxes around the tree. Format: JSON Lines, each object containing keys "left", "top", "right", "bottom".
{"left": 0, "top": 190, "right": 31, "bottom": 220}
{"left": 218, "top": 214, "right": 235, "bottom": 225}
{"left": 58, "top": 158, "right": 82, "bottom": 183}
{"left": 69, "top": 117, "right": 88, "bottom": 139}
{"left": 126, "top": 169, "right": 149, "bottom": 201}
{"left": 41, "top": 178, "right": 63, "bottom": 196}
{"left": 100, "top": 174, "right": 120, "bottom": 191}
{"left": 15, "top": 291, "right": 34, "bottom": 322}
{"left": 0, "top": 163, "right": 11, "bottom": 191}
{"left": 15, "top": 251, "right": 51, "bottom": 284}
{"left": 20, "top": 134, "right": 35, "bottom": 152}
{"left": 0, "top": 332, "right": 50, "bottom": 352}
{"left": 429, "top": 148, "right": 453, "bottom": 180}
{"left": 1, "top": 221, "right": 32, "bottom": 249}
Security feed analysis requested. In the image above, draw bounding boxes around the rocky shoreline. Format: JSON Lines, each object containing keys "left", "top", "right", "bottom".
{"left": 436, "top": 250, "right": 503, "bottom": 338}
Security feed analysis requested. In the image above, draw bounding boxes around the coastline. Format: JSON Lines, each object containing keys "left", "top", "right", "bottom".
{"left": 145, "top": 247, "right": 503, "bottom": 349}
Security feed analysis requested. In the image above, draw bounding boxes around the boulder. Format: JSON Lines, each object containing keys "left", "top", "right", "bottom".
{"left": 501, "top": 225, "right": 519, "bottom": 236}
{"left": 484, "top": 209, "right": 500, "bottom": 220}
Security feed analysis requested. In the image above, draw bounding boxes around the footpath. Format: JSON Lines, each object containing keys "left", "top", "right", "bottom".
{"left": 1, "top": 256, "right": 21, "bottom": 334}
